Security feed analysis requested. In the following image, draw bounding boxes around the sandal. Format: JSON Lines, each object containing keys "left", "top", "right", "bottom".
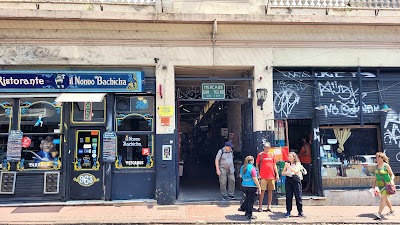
{"left": 257, "top": 208, "right": 263, "bottom": 212}
{"left": 266, "top": 208, "right": 272, "bottom": 212}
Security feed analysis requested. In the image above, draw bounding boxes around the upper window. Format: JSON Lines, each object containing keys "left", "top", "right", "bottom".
{"left": 116, "top": 114, "right": 153, "bottom": 132}
{"left": 72, "top": 100, "right": 105, "bottom": 123}
{"left": 115, "top": 96, "right": 154, "bottom": 132}
{"left": 19, "top": 98, "right": 62, "bottom": 134}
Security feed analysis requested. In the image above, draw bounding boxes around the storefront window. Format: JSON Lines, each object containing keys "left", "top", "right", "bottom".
{"left": 115, "top": 96, "right": 154, "bottom": 169}
{"left": 115, "top": 134, "right": 153, "bottom": 168}
{"left": 18, "top": 98, "right": 62, "bottom": 170}
{"left": 72, "top": 101, "right": 105, "bottom": 123}
{"left": 17, "top": 135, "right": 61, "bottom": 170}
{"left": 320, "top": 126, "right": 379, "bottom": 178}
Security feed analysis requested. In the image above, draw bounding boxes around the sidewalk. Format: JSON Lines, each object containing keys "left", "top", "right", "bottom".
{"left": 0, "top": 202, "right": 399, "bottom": 225}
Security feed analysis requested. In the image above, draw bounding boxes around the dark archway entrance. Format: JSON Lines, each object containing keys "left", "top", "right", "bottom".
{"left": 174, "top": 67, "right": 253, "bottom": 202}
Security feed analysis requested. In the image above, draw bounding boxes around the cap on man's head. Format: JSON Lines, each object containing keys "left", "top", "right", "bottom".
{"left": 225, "top": 141, "right": 234, "bottom": 148}
{"left": 264, "top": 142, "right": 271, "bottom": 148}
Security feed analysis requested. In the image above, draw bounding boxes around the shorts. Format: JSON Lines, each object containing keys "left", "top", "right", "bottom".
{"left": 260, "top": 179, "right": 275, "bottom": 191}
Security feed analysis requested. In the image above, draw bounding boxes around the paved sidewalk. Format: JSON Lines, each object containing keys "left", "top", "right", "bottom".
{"left": 0, "top": 203, "right": 399, "bottom": 224}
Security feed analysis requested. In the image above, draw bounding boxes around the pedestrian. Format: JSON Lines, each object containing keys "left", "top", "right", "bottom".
{"left": 298, "top": 137, "right": 312, "bottom": 191}
{"left": 256, "top": 142, "right": 279, "bottom": 212}
{"left": 282, "top": 152, "right": 304, "bottom": 218}
{"left": 372, "top": 152, "right": 395, "bottom": 220}
{"left": 215, "top": 141, "right": 235, "bottom": 200}
{"left": 239, "top": 155, "right": 261, "bottom": 220}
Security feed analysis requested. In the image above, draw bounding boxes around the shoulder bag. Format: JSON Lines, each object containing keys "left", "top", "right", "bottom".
{"left": 377, "top": 166, "right": 396, "bottom": 195}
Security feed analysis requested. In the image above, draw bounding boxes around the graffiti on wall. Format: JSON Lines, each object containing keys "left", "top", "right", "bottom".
{"left": 383, "top": 110, "right": 400, "bottom": 162}
{"left": 274, "top": 71, "right": 378, "bottom": 118}
{"left": 318, "top": 81, "right": 379, "bottom": 118}
{"left": 274, "top": 80, "right": 307, "bottom": 117}
{"left": 315, "top": 72, "right": 376, "bottom": 78}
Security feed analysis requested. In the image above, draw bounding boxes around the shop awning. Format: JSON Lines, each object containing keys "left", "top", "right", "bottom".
{"left": 55, "top": 93, "right": 106, "bottom": 103}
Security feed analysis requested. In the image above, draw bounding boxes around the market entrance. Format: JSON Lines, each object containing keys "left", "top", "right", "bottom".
{"left": 175, "top": 67, "right": 253, "bottom": 202}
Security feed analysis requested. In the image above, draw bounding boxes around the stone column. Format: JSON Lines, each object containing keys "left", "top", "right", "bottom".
{"left": 253, "top": 65, "right": 274, "bottom": 154}
{"left": 155, "top": 62, "right": 177, "bottom": 205}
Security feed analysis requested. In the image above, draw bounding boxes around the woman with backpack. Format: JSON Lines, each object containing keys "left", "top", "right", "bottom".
{"left": 282, "top": 152, "right": 304, "bottom": 218}
{"left": 239, "top": 155, "right": 261, "bottom": 220}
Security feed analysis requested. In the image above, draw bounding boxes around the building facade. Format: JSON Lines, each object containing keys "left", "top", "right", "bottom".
{"left": 0, "top": 0, "right": 400, "bottom": 205}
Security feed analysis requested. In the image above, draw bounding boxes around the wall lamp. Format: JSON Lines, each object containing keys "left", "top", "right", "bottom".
{"left": 256, "top": 88, "right": 268, "bottom": 110}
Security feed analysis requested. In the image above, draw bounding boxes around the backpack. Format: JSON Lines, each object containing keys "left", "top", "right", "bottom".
{"left": 218, "top": 148, "right": 232, "bottom": 163}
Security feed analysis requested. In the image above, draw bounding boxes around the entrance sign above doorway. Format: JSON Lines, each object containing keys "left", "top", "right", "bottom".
{"left": 201, "top": 83, "right": 225, "bottom": 100}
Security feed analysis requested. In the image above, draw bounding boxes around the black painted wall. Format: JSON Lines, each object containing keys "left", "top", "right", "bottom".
{"left": 112, "top": 170, "right": 155, "bottom": 199}
{"left": 155, "top": 133, "right": 176, "bottom": 205}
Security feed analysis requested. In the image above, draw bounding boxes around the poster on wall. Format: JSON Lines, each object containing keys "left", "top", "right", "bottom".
{"left": 102, "top": 132, "right": 117, "bottom": 162}
{"left": 162, "top": 145, "right": 172, "bottom": 161}
{"left": 6, "top": 130, "right": 23, "bottom": 162}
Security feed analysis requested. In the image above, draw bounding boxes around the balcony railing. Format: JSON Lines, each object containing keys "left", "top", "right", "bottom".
{"left": 270, "top": 0, "right": 399, "bottom": 8}
{"left": 0, "top": 0, "right": 155, "bottom": 4}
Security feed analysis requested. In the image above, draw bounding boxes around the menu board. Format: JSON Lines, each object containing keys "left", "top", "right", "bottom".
{"left": 102, "top": 132, "right": 116, "bottom": 162}
{"left": 6, "top": 130, "right": 23, "bottom": 162}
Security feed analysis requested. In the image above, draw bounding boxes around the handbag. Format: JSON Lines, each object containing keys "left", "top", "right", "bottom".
{"left": 377, "top": 166, "right": 396, "bottom": 195}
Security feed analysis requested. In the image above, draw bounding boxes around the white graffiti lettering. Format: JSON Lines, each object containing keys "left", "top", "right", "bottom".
{"left": 318, "top": 81, "right": 358, "bottom": 100}
{"left": 318, "top": 81, "right": 379, "bottom": 118}
{"left": 313, "top": 128, "right": 320, "bottom": 142}
{"left": 281, "top": 71, "right": 311, "bottom": 79}
{"left": 274, "top": 90, "right": 300, "bottom": 117}
{"left": 384, "top": 110, "right": 400, "bottom": 150}
{"left": 277, "top": 80, "right": 307, "bottom": 91}
{"left": 315, "top": 72, "right": 376, "bottom": 78}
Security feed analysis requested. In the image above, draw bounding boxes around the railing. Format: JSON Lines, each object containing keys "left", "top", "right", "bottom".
{"left": 0, "top": 0, "right": 155, "bottom": 4}
{"left": 270, "top": 0, "right": 399, "bottom": 8}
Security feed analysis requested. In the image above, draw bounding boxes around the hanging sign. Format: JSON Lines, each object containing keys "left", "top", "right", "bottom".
{"left": 6, "top": 130, "right": 23, "bottom": 162}
{"left": 0, "top": 72, "right": 144, "bottom": 92}
{"left": 84, "top": 102, "right": 93, "bottom": 121}
{"left": 102, "top": 132, "right": 117, "bottom": 163}
{"left": 159, "top": 106, "right": 174, "bottom": 117}
{"left": 202, "top": 83, "right": 225, "bottom": 100}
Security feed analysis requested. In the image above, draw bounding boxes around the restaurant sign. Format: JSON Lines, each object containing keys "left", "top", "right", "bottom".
{"left": 0, "top": 71, "right": 144, "bottom": 92}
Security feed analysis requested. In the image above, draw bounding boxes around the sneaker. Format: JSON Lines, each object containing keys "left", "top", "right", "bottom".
{"left": 373, "top": 213, "right": 382, "bottom": 220}
{"left": 222, "top": 196, "right": 229, "bottom": 201}
{"left": 386, "top": 210, "right": 395, "bottom": 216}
{"left": 284, "top": 212, "right": 291, "bottom": 218}
{"left": 298, "top": 212, "right": 305, "bottom": 217}
{"left": 246, "top": 215, "right": 257, "bottom": 220}
{"left": 228, "top": 195, "right": 236, "bottom": 200}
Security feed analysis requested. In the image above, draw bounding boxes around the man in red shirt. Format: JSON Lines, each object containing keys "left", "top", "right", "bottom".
{"left": 256, "top": 142, "right": 279, "bottom": 212}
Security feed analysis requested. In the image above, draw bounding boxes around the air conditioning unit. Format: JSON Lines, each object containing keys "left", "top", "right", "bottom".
{"left": 43, "top": 171, "right": 60, "bottom": 194}
{"left": 0, "top": 172, "right": 16, "bottom": 194}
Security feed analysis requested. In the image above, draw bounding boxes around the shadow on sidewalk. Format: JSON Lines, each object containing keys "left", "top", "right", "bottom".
{"left": 268, "top": 212, "right": 287, "bottom": 220}
{"left": 357, "top": 213, "right": 378, "bottom": 219}
{"left": 225, "top": 214, "right": 250, "bottom": 221}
